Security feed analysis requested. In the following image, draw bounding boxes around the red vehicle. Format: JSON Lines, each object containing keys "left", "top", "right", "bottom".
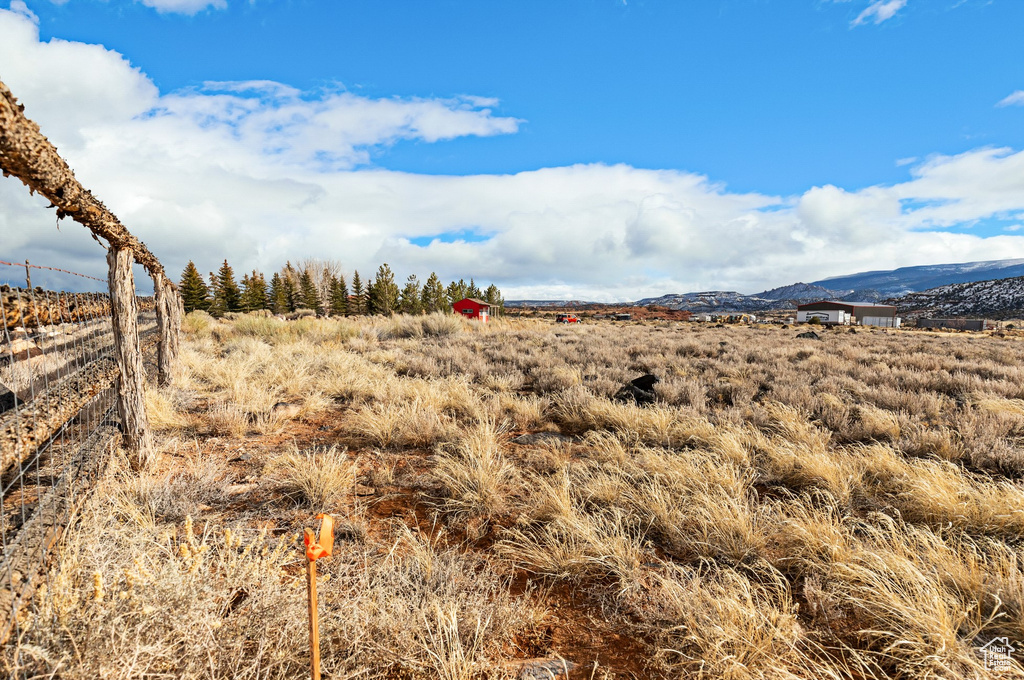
{"left": 556, "top": 314, "right": 581, "bottom": 324}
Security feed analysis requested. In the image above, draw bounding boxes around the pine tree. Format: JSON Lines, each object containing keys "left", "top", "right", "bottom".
{"left": 421, "top": 272, "right": 446, "bottom": 313}
{"left": 270, "top": 273, "right": 289, "bottom": 315}
{"left": 467, "top": 278, "right": 483, "bottom": 299}
{"left": 484, "top": 283, "right": 504, "bottom": 316}
{"left": 282, "top": 274, "right": 297, "bottom": 313}
{"left": 280, "top": 262, "right": 303, "bottom": 312}
{"left": 256, "top": 272, "right": 269, "bottom": 309}
{"left": 446, "top": 279, "right": 469, "bottom": 307}
{"left": 241, "top": 270, "right": 268, "bottom": 312}
{"left": 329, "top": 274, "right": 349, "bottom": 316}
{"left": 178, "top": 261, "right": 210, "bottom": 313}
{"left": 208, "top": 271, "right": 226, "bottom": 317}
{"left": 214, "top": 260, "right": 241, "bottom": 314}
{"left": 365, "top": 277, "right": 378, "bottom": 315}
{"left": 240, "top": 272, "right": 251, "bottom": 310}
{"left": 350, "top": 270, "right": 365, "bottom": 315}
{"left": 399, "top": 274, "right": 423, "bottom": 315}
{"left": 298, "top": 269, "right": 322, "bottom": 314}
{"left": 368, "top": 264, "right": 399, "bottom": 315}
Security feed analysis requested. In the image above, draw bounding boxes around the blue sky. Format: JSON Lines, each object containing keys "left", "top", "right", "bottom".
{"left": 2, "top": 0, "right": 1024, "bottom": 299}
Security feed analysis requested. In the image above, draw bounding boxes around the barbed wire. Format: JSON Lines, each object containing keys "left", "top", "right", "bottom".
{"left": 0, "top": 259, "right": 105, "bottom": 284}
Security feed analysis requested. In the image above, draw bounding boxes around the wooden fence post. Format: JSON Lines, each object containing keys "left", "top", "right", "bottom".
{"left": 167, "top": 278, "right": 181, "bottom": 369}
{"left": 154, "top": 272, "right": 176, "bottom": 387}
{"left": 107, "top": 246, "right": 151, "bottom": 468}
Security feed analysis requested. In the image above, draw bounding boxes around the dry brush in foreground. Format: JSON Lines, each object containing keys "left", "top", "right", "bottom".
{"left": 6, "top": 313, "right": 1024, "bottom": 679}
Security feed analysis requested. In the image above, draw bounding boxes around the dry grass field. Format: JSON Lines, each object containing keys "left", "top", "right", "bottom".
{"left": 7, "top": 312, "right": 1024, "bottom": 679}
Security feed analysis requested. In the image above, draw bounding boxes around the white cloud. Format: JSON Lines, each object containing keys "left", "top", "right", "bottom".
{"left": 2, "top": 3, "right": 1024, "bottom": 301}
{"left": 137, "top": 0, "right": 226, "bottom": 14}
{"left": 45, "top": 0, "right": 226, "bottom": 15}
{"left": 851, "top": 0, "right": 907, "bottom": 26}
{"left": 997, "top": 90, "right": 1024, "bottom": 107}
{"left": 151, "top": 82, "right": 521, "bottom": 171}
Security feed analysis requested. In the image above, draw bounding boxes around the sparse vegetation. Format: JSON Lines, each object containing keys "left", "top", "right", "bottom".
{"left": 9, "top": 313, "right": 1024, "bottom": 678}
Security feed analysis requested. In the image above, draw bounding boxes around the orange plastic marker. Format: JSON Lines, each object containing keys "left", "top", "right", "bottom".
{"left": 304, "top": 514, "right": 333, "bottom": 680}
{"left": 304, "top": 514, "right": 334, "bottom": 562}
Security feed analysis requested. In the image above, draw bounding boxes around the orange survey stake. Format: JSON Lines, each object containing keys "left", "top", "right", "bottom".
{"left": 304, "top": 513, "right": 333, "bottom": 680}
{"left": 304, "top": 514, "right": 334, "bottom": 562}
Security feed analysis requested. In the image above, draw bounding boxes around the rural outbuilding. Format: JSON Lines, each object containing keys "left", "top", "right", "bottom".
{"left": 453, "top": 297, "right": 490, "bottom": 322}
{"left": 797, "top": 301, "right": 901, "bottom": 327}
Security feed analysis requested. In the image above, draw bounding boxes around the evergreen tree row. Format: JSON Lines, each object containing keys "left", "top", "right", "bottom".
{"left": 179, "top": 259, "right": 504, "bottom": 318}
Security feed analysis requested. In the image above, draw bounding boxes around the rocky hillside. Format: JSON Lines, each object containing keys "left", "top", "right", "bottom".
{"left": 634, "top": 291, "right": 779, "bottom": 312}
{"left": 813, "top": 258, "right": 1024, "bottom": 297}
{"left": 753, "top": 282, "right": 839, "bottom": 301}
{"left": 890, "top": 275, "right": 1024, "bottom": 319}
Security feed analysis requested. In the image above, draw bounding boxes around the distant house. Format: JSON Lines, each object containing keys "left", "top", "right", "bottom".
{"left": 453, "top": 297, "right": 490, "bottom": 322}
{"left": 916, "top": 318, "right": 993, "bottom": 331}
{"left": 797, "top": 300, "right": 900, "bottom": 327}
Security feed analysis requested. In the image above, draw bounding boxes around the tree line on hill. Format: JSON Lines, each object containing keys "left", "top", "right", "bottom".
{"left": 178, "top": 258, "right": 504, "bottom": 317}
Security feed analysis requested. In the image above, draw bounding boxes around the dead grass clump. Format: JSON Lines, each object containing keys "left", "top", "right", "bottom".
{"left": 206, "top": 401, "right": 252, "bottom": 438}
{"left": 433, "top": 421, "right": 517, "bottom": 521}
{"left": 552, "top": 386, "right": 715, "bottom": 448}
{"left": 379, "top": 313, "right": 465, "bottom": 340}
{"left": 629, "top": 565, "right": 821, "bottom": 679}
{"left": 144, "top": 386, "right": 193, "bottom": 431}
{"left": 756, "top": 442, "right": 859, "bottom": 508}
{"left": 124, "top": 455, "right": 228, "bottom": 523}
{"left": 898, "top": 423, "right": 965, "bottom": 462}
{"left": 843, "top": 404, "right": 902, "bottom": 443}
{"left": 267, "top": 444, "right": 354, "bottom": 511}
{"left": 499, "top": 507, "right": 647, "bottom": 583}
{"left": 857, "top": 445, "right": 1024, "bottom": 539}
{"left": 317, "top": 524, "right": 538, "bottom": 677}
{"left": 348, "top": 399, "right": 455, "bottom": 449}
{"left": 819, "top": 520, "right": 998, "bottom": 678}
{"left": 231, "top": 313, "right": 289, "bottom": 340}
{"left": 181, "top": 309, "right": 215, "bottom": 335}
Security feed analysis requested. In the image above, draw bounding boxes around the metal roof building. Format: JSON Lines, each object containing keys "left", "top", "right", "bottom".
{"left": 796, "top": 300, "right": 900, "bottom": 327}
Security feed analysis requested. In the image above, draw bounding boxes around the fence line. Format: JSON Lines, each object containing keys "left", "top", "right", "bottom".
{"left": 0, "top": 259, "right": 107, "bottom": 285}
{"left": 0, "top": 286, "right": 156, "bottom": 643}
{"left": 0, "top": 77, "right": 180, "bottom": 648}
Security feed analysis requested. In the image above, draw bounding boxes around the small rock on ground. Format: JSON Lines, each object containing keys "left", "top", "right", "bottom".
{"left": 613, "top": 373, "right": 660, "bottom": 405}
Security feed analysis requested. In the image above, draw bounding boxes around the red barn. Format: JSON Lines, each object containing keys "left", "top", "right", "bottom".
{"left": 453, "top": 297, "right": 491, "bottom": 322}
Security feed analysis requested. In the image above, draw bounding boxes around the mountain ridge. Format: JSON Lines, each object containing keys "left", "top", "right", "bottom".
{"left": 632, "top": 258, "right": 1024, "bottom": 313}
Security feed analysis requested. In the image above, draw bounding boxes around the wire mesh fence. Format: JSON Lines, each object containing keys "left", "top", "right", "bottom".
{"left": 3, "top": 76, "right": 180, "bottom": 658}
{"left": 0, "top": 269, "right": 157, "bottom": 644}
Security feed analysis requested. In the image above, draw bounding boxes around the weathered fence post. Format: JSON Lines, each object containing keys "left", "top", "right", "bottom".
{"left": 108, "top": 246, "right": 151, "bottom": 468}
{"left": 153, "top": 271, "right": 180, "bottom": 387}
